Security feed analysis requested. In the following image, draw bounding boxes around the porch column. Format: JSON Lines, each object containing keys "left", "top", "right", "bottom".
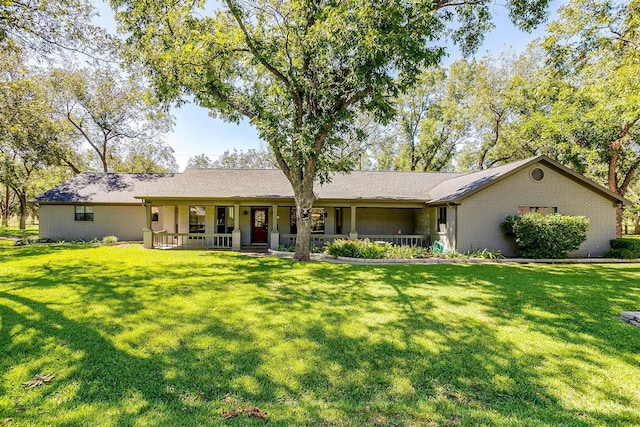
{"left": 232, "top": 204, "right": 241, "bottom": 251}
{"left": 270, "top": 204, "right": 280, "bottom": 250}
{"left": 143, "top": 201, "right": 153, "bottom": 249}
{"left": 349, "top": 204, "right": 358, "bottom": 240}
{"left": 205, "top": 205, "right": 216, "bottom": 233}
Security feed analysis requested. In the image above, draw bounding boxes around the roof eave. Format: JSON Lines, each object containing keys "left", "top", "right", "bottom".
{"left": 433, "top": 155, "right": 629, "bottom": 205}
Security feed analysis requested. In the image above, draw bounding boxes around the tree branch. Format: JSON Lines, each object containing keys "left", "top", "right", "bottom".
{"left": 609, "top": 27, "right": 640, "bottom": 51}
{"left": 224, "top": 0, "right": 291, "bottom": 88}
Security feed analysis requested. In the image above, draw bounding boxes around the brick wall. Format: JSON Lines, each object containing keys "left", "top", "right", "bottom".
{"left": 456, "top": 163, "right": 617, "bottom": 257}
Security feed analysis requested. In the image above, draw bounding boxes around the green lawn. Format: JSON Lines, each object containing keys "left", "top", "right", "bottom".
{"left": 1, "top": 245, "right": 639, "bottom": 426}
{"left": 0, "top": 227, "right": 39, "bottom": 238}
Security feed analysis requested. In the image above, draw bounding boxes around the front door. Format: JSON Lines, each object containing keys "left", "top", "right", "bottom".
{"left": 251, "top": 208, "right": 268, "bottom": 244}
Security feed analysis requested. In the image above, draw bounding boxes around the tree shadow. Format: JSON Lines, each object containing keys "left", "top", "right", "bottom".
{"left": 2, "top": 250, "right": 640, "bottom": 425}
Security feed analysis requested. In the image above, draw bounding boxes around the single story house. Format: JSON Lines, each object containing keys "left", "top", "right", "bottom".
{"left": 34, "top": 155, "right": 627, "bottom": 257}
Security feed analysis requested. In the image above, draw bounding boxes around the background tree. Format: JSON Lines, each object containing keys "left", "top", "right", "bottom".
{"left": 211, "top": 148, "right": 275, "bottom": 169}
{"left": 1, "top": 0, "right": 109, "bottom": 57}
{"left": 51, "top": 66, "right": 176, "bottom": 173}
{"left": 0, "top": 53, "right": 68, "bottom": 228}
{"left": 536, "top": 0, "right": 640, "bottom": 235}
{"left": 111, "top": 142, "right": 179, "bottom": 173}
{"left": 0, "top": 183, "right": 17, "bottom": 227}
{"left": 622, "top": 184, "right": 640, "bottom": 235}
{"left": 453, "top": 51, "right": 547, "bottom": 170}
{"left": 384, "top": 65, "right": 472, "bottom": 172}
{"left": 186, "top": 154, "right": 215, "bottom": 170}
{"left": 112, "top": 0, "right": 551, "bottom": 260}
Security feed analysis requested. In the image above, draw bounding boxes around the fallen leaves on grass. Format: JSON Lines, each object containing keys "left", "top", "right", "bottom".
{"left": 222, "top": 406, "right": 268, "bottom": 422}
{"left": 22, "top": 373, "right": 55, "bottom": 388}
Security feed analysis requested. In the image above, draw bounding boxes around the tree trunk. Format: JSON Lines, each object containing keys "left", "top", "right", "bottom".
{"left": 2, "top": 186, "right": 10, "bottom": 227}
{"left": 292, "top": 190, "right": 315, "bottom": 262}
{"left": 17, "top": 191, "right": 27, "bottom": 230}
{"left": 616, "top": 204, "right": 623, "bottom": 238}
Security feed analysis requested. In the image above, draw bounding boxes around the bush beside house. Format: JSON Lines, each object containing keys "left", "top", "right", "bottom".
{"left": 605, "top": 238, "right": 640, "bottom": 259}
{"left": 501, "top": 213, "right": 589, "bottom": 259}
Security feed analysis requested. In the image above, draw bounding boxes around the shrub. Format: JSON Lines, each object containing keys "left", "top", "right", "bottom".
{"left": 325, "top": 239, "right": 389, "bottom": 259}
{"left": 325, "top": 239, "right": 360, "bottom": 258}
{"left": 501, "top": 213, "right": 589, "bottom": 259}
{"left": 604, "top": 248, "right": 636, "bottom": 259}
{"left": 605, "top": 238, "right": 640, "bottom": 259}
{"left": 385, "top": 245, "right": 431, "bottom": 259}
{"left": 609, "top": 238, "right": 640, "bottom": 252}
{"left": 102, "top": 235, "right": 119, "bottom": 245}
{"left": 277, "top": 244, "right": 296, "bottom": 252}
{"left": 465, "top": 248, "right": 504, "bottom": 259}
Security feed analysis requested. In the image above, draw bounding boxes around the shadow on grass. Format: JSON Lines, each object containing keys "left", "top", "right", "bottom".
{"left": 1, "top": 249, "right": 639, "bottom": 425}
{"left": 0, "top": 243, "right": 101, "bottom": 261}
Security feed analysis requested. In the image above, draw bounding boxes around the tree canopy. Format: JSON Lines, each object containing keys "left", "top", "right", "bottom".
{"left": 0, "top": 52, "right": 70, "bottom": 228}
{"left": 112, "top": 0, "right": 551, "bottom": 260}
{"left": 0, "top": 0, "right": 108, "bottom": 56}
{"left": 50, "top": 66, "right": 176, "bottom": 173}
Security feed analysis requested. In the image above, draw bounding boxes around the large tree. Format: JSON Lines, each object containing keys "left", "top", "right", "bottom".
{"left": 112, "top": 0, "right": 551, "bottom": 260}
{"left": 50, "top": 67, "right": 175, "bottom": 173}
{"left": 1, "top": 0, "right": 108, "bottom": 56}
{"left": 0, "top": 53, "right": 68, "bottom": 228}
{"left": 386, "top": 65, "right": 472, "bottom": 172}
{"left": 539, "top": 0, "right": 640, "bottom": 235}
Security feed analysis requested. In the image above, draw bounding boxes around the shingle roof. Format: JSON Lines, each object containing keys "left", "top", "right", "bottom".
{"left": 34, "top": 173, "right": 176, "bottom": 204}
{"left": 427, "top": 157, "right": 534, "bottom": 203}
{"left": 34, "top": 155, "right": 627, "bottom": 205}
{"left": 426, "top": 155, "right": 627, "bottom": 204}
{"left": 136, "top": 168, "right": 463, "bottom": 201}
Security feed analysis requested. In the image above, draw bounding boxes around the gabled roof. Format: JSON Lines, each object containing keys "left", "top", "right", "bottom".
{"left": 34, "top": 155, "right": 628, "bottom": 205}
{"left": 426, "top": 155, "right": 627, "bottom": 205}
{"left": 34, "top": 173, "right": 176, "bottom": 204}
{"left": 135, "top": 168, "right": 462, "bottom": 201}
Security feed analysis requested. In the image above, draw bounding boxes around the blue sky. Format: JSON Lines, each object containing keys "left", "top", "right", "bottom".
{"left": 97, "top": 0, "right": 563, "bottom": 171}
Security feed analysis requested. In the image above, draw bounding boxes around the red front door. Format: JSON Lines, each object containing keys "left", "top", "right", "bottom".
{"left": 251, "top": 208, "right": 268, "bottom": 244}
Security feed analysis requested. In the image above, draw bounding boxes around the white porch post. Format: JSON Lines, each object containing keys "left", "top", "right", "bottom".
{"left": 270, "top": 204, "right": 280, "bottom": 250}
{"left": 143, "top": 201, "right": 153, "bottom": 249}
{"left": 232, "top": 204, "right": 241, "bottom": 251}
{"left": 205, "top": 205, "right": 216, "bottom": 233}
{"left": 349, "top": 204, "right": 358, "bottom": 240}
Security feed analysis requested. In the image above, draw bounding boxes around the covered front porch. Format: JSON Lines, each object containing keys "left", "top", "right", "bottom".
{"left": 141, "top": 201, "right": 455, "bottom": 251}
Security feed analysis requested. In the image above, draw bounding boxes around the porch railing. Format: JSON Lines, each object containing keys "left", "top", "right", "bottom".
{"left": 280, "top": 234, "right": 348, "bottom": 248}
{"left": 361, "top": 234, "right": 428, "bottom": 247}
{"left": 280, "top": 234, "right": 428, "bottom": 248}
{"left": 153, "top": 231, "right": 232, "bottom": 249}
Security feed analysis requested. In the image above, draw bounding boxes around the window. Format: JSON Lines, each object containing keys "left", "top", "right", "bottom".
{"left": 151, "top": 207, "right": 159, "bottom": 222}
{"left": 290, "top": 207, "right": 326, "bottom": 234}
{"left": 438, "top": 207, "right": 447, "bottom": 226}
{"left": 518, "top": 206, "right": 558, "bottom": 216}
{"left": 530, "top": 167, "right": 545, "bottom": 181}
{"left": 310, "top": 208, "right": 325, "bottom": 234}
{"left": 335, "top": 208, "right": 342, "bottom": 234}
{"left": 290, "top": 208, "right": 297, "bottom": 233}
{"left": 189, "top": 206, "right": 206, "bottom": 233}
{"left": 216, "top": 207, "right": 226, "bottom": 233}
{"left": 74, "top": 205, "right": 94, "bottom": 221}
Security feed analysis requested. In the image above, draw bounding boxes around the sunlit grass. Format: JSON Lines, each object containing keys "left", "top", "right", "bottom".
{"left": 0, "top": 226, "right": 38, "bottom": 238}
{"left": 1, "top": 244, "right": 639, "bottom": 426}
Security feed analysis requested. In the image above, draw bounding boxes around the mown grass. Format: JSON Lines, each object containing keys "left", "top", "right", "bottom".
{"left": 0, "top": 227, "right": 38, "bottom": 238}
{"left": 1, "top": 244, "right": 639, "bottom": 426}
